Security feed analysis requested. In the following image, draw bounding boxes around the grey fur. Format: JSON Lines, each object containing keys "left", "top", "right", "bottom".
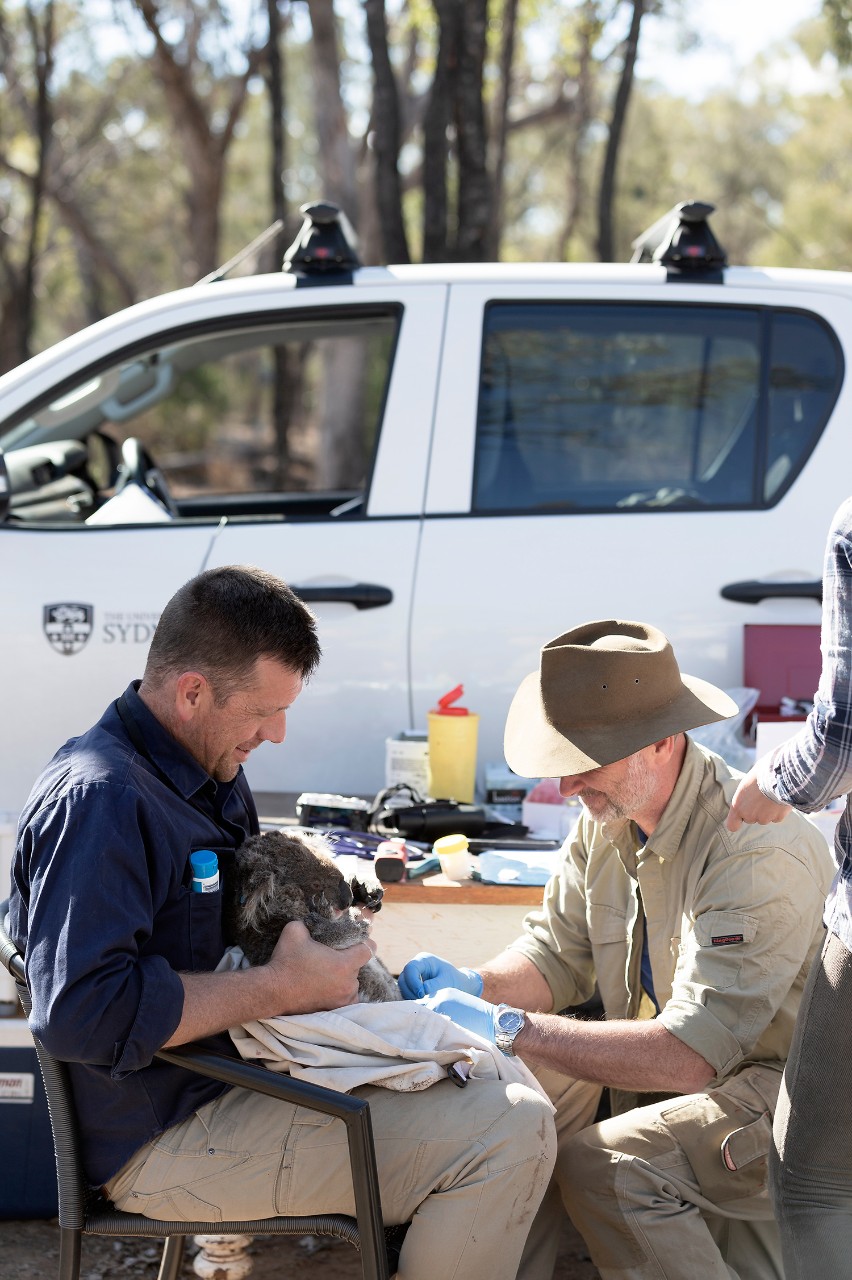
{"left": 229, "top": 829, "right": 401, "bottom": 1003}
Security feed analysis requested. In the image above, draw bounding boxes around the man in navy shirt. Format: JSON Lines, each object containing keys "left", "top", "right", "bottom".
{"left": 9, "top": 565, "right": 555, "bottom": 1280}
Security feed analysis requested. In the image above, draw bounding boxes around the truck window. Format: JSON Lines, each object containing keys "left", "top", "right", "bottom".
{"left": 473, "top": 303, "right": 841, "bottom": 513}
{"left": 4, "top": 308, "right": 400, "bottom": 524}
{"left": 120, "top": 312, "right": 399, "bottom": 504}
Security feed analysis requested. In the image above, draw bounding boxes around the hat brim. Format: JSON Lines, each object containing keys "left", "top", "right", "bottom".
{"left": 504, "top": 670, "right": 738, "bottom": 778}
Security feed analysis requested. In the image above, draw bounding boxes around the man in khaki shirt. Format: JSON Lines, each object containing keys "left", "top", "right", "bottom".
{"left": 401, "top": 620, "right": 834, "bottom": 1280}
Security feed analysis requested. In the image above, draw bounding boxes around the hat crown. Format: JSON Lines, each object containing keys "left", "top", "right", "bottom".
{"left": 503, "top": 617, "right": 737, "bottom": 778}
{"left": 540, "top": 621, "right": 683, "bottom": 733}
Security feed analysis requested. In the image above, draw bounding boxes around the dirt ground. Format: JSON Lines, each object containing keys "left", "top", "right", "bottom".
{"left": 2, "top": 1216, "right": 601, "bottom": 1279}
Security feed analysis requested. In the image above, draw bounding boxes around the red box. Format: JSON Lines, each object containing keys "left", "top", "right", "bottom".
{"left": 743, "top": 624, "right": 821, "bottom": 717}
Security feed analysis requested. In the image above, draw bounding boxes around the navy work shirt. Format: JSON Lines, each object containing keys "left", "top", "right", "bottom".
{"left": 8, "top": 682, "right": 259, "bottom": 1185}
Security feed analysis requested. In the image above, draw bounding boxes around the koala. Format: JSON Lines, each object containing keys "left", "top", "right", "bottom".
{"left": 228, "top": 828, "right": 401, "bottom": 1003}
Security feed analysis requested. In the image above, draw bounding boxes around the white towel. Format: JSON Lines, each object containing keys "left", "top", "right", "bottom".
{"left": 217, "top": 946, "right": 551, "bottom": 1104}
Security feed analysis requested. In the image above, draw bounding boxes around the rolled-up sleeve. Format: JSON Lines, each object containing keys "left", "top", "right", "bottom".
{"left": 23, "top": 780, "right": 185, "bottom": 1074}
{"left": 658, "top": 842, "right": 826, "bottom": 1075}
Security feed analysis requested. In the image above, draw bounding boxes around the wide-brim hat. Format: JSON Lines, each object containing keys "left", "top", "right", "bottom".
{"left": 504, "top": 619, "right": 738, "bottom": 778}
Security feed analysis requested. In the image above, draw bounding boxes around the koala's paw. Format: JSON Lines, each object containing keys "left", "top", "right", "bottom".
{"left": 349, "top": 875, "right": 384, "bottom": 914}
{"left": 309, "top": 909, "right": 371, "bottom": 951}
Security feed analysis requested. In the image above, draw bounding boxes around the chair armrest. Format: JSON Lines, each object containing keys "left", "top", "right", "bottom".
{"left": 156, "top": 1043, "right": 388, "bottom": 1280}
{"left": 156, "top": 1042, "right": 371, "bottom": 1121}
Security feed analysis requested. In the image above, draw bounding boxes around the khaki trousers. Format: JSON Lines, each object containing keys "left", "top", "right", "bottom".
{"left": 518, "top": 1064, "right": 784, "bottom": 1280}
{"left": 105, "top": 1073, "right": 556, "bottom": 1280}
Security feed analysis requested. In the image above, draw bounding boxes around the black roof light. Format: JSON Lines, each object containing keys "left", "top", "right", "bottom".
{"left": 282, "top": 200, "right": 361, "bottom": 286}
{"left": 630, "top": 200, "right": 728, "bottom": 282}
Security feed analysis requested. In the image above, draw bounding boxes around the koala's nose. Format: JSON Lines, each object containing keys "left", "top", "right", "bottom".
{"left": 337, "top": 881, "right": 353, "bottom": 909}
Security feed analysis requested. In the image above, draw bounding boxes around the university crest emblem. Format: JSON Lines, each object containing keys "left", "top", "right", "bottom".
{"left": 43, "top": 603, "right": 94, "bottom": 656}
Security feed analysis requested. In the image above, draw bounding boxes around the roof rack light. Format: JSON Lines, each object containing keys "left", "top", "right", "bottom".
{"left": 630, "top": 200, "right": 728, "bottom": 283}
{"left": 282, "top": 200, "right": 361, "bottom": 286}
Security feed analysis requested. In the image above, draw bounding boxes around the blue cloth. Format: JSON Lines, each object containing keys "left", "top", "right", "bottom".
{"left": 757, "top": 497, "right": 852, "bottom": 952}
{"left": 8, "top": 681, "right": 259, "bottom": 1186}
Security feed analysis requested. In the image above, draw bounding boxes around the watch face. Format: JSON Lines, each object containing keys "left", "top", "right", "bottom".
{"left": 497, "top": 1008, "right": 524, "bottom": 1034}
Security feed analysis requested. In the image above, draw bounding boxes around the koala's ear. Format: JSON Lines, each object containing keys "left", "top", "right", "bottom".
{"left": 350, "top": 876, "right": 384, "bottom": 913}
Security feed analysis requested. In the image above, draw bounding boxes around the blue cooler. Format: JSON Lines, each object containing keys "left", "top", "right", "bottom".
{"left": 0, "top": 1018, "right": 58, "bottom": 1218}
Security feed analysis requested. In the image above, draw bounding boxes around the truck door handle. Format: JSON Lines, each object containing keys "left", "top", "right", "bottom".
{"left": 720, "top": 579, "right": 822, "bottom": 605}
{"left": 291, "top": 582, "right": 393, "bottom": 610}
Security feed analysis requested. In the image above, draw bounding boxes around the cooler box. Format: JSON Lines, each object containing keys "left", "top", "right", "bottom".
{"left": 744, "top": 624, "right": 821, "bottom": 723}
{"left": 0, "top": 1019, "right": 58, "bottom": 1218}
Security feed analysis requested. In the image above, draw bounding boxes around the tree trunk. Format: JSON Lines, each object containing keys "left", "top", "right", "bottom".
{"left": 364, "top": 0, "right": 410, "bottom": 263}
{"left": 555, "top": 3, "right": 597, "bottom": 262}
{"left": 266, "top": 0, "right": 292, "bottom": 488}
{"left": 422, "top": 0, "right": 454, "bottom": 262}
{"left": 305, "top": 0, "right": 358, "bottom": 219}
{"left": 597, "top": 0, "right": 645, "bottom": 262}
{"left": 454, "top": 0, "right": 491, "bottom": 261}
{"left": 132, "top": 0, "right": 266, "bottom": 281}
{"left": 486, "top": 0, "right": 519, "bottom": 261}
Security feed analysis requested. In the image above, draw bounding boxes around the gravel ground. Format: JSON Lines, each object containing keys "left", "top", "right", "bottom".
{"left": 2, "top": 1215, "right": 601, "bottom": 1279}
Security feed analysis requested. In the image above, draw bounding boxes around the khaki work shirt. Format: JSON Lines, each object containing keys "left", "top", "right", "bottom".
{"left": 510, "top": 739, "right": 835, "bottom": 1080}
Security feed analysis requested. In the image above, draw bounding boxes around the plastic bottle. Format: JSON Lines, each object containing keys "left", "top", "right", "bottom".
{"left": 190, "top": 849, "right": 219, "bottom": 893}
{"left": 427, "top": 684, "right": 479, "bottom": 803}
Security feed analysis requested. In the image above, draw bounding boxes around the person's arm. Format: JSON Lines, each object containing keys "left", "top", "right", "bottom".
{"left": 478, "top": 949, "right": 554, "bottom": 1011}
{"left": 22, "top": 783, "right": 371, "bottom": 1069}
{"left": 163, "top": 921, "right": 373, "bottom": 1045}
{"left": 399, "top": 823, "right": 595, "bottom": 1010}
{"left": 424, "top": 989, "right": 714, "bottom": 1092}
{"left": 729, "top": 505, "right": 852, "bottom": 830}
{"left": 515, "top": 1011, "right": 714, "bottom": 1093}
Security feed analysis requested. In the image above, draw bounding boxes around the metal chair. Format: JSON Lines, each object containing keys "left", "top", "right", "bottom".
{"left": 0, "top": 901, "right": 391, "bottom": 1280}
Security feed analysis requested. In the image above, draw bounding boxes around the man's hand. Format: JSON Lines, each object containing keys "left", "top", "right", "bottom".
{"left": 726, "top": 769, "right": 792, "bottom": 832}
{"left": 266, "top": 921, "right": 375, "bottom": 1012}
{"left": 398, "top": 952, "right": 484, "bottom": 1000}
{"left": 421, "top": 988, "right": 499, "bottom": 1044}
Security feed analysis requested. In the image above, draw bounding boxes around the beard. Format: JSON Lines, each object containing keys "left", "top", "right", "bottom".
{"left": 577, "top": 754, "right": 658, "bottom": 825}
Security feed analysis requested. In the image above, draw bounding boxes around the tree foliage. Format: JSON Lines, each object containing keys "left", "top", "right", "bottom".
{"left": 1, "top": 0, "right": 851, "bottom": 364}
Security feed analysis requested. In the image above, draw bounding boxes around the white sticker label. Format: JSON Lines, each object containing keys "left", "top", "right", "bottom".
{"left": 0, "top": 1072, "right": 35, "bottom": 1103}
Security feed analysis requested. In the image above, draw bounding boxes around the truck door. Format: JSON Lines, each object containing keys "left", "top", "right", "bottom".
{"left": 0, "top": 283, "right": 447, "bottom": 817}
{"left": 413, "top": 282, "right": 850, "bottom": 780}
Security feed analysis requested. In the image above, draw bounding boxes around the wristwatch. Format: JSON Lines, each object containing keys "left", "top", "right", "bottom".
{"left": 495, "top": 1005, "right": 526, "bottom": 1056}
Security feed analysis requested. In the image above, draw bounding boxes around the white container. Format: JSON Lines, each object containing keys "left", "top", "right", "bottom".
{"left": 385, "top": 732, "right": 430, "bottom": 794}
{"left": 433, "top": 834, "right": 474, "bottom": 881}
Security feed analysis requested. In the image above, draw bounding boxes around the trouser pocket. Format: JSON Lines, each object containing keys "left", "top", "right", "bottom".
{"left": 660, "top": 1089, "right": 772, "bottom": 1205}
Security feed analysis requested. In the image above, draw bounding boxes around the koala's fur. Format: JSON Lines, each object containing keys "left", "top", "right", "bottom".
{"left": 228, "top": 829, "right": 401, "bottom": 1003}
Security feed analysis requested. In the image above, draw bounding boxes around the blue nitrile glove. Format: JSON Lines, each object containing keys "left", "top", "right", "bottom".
{"left": 421, "top": 988, "right": 499, "bottom": 1045}
{"left": 398, "top": 952, "right": 484, "bottom": 1001}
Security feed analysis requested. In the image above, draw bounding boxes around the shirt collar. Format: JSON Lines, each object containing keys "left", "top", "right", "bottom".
{"left": 600, "top": 737, "right": 706, "bottom": 868}
{"left": 121, "top": 680, "right": 233, "bottom": 807}
{"left": 641, "top": 737, "right": 705, "bottom": 862}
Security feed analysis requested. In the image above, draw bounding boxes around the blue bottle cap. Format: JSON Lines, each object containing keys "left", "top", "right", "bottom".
{"left": 190, "top": 850, "right": 218, "bottom": 879}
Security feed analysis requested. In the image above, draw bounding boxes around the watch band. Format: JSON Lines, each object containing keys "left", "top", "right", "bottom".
{"left": 494, "top": 1005, "right": 526, "bottom": 1056}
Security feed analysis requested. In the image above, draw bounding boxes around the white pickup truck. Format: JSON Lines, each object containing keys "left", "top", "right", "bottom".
{"left": 0, "top": 201, "right": 848, "bottom": 819}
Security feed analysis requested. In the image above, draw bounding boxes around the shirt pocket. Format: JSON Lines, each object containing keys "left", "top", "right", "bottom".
{"left": 183, "top": 847, "right": 229, "bottom": 971}
{"left": 686, "top": 910, "right": 759, "bottom": 991}
{"left": 587, "top": 902, "right": 627, "bottom": 942}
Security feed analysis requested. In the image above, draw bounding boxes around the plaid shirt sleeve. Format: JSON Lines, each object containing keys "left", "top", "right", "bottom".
{"left": 757, "top": 497, "right": 852, "bottom": 811}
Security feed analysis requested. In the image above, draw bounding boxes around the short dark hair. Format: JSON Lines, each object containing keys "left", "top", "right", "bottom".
{"left": 144, "top": 565, "right": 321, "bottom": 700}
